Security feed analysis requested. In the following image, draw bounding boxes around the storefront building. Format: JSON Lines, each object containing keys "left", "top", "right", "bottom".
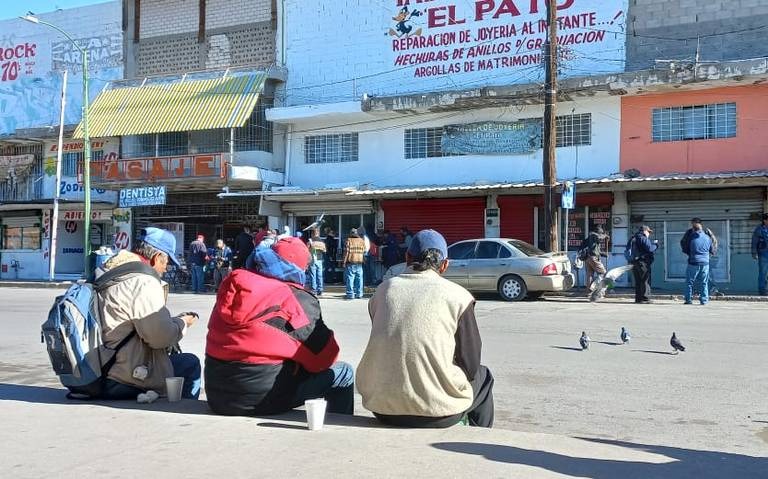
{"left": 0, "top": 3, "right": 124, "bottom": 280}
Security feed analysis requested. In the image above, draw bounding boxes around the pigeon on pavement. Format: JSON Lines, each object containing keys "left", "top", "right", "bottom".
{"left": 670, "top": 332, "right": 686, "bottom": 353}
{"left": 620, "top": 327, "right": 630, "bottom": 344}
{"left": 580, "top": 331, "right": 590, "bottom": 350}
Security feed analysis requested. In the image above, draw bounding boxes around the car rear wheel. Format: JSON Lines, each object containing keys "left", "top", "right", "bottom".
{"left": 498, "top": 275, "right": 527, "bottom": 302}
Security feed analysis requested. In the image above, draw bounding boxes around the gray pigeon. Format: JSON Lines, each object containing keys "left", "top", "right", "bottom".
{"left": 670, "top": 332, "right": 686, "bottom": 353}
{"left": 580, "top": 331, "right": 590, "bottom": 350}
{"left": 620, "top": 327, "right": 630, "bottom": 344}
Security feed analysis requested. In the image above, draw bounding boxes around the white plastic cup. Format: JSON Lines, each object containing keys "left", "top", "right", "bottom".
{"left": 165, "top": 377, "right": 184, "bottom": 402}
{"left": 305, "top": 398, "right": 327, "bottom": 431}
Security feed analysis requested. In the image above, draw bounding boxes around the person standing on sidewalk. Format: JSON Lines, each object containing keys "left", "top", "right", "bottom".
{"left": 188, "top": 234, "right": 208, "bottom": 294}
{"left": 751, "top": 213, "right": 768, "bottom": 296}
{"left": 628, "top": 225, "right": 658, "bottom": 304}
{"left": 307, "top": 230, "right": 326, "bottom": 296}
{"left": 212, "top": 239, "right": 232, "bottom": 291}
{"left": 580, "top": 225, "right": 608, "bottom": 298}
{"left": 232, "top": 226, "right": 255, "bottom": 270}
{"left": 342, "top": 228, "right": 366, "bottom": 299}
{"left": 683, "top": 221, "right": 715, "bottom": 305}
{"left": 357, "top": 229, "right": 494, "bottom": 428}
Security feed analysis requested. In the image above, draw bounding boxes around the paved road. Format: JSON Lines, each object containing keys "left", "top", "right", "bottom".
{"left": 1, "top": 288, "right": 766, "bottom": 460}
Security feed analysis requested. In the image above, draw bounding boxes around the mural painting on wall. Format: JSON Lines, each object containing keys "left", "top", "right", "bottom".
{"left": 0, "top": 13, "right": 123, "bottom": 136}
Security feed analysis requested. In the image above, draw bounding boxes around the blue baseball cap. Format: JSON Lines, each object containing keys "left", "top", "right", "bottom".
{"left": 407, "top": 229, "right": 448, "bottom": 259}
{"left": 139, "top": 227, "right": 180, "bottom": 266}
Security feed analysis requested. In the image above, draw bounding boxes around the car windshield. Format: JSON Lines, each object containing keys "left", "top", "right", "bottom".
{"left": 508, "top": 240, "right": 545, "bottom": 257}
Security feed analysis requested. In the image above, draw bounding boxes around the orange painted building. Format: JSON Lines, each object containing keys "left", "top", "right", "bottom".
{"left": 620, "top": 85, "right": 768, "bottom": 175}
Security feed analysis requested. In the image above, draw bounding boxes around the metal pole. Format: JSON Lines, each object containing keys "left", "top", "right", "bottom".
{"left": 82, "top": 49, "right": 92, "bottom": 276}
{"left": 543, "top": 1, "right": 559, "bottom": 252}
{"left": 50, "top": 70, "right": 68, "bottom": 281}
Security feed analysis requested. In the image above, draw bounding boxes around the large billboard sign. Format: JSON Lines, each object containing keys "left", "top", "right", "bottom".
{"left": 285, "top": 0, "right": 627, "bottom": 102}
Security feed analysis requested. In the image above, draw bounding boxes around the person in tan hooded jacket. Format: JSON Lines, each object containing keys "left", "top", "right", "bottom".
{"left": 97, "top": 227, "right": 200, "bottom": 399}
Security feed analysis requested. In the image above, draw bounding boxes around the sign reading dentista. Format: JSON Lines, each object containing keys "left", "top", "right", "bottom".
{"left": 284, "top": 0, "right": 627, "bottom": 101}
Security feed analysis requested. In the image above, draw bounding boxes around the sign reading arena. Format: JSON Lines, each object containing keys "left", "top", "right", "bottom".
{"left": 119, "top": 185, "right": 167, "bottom": 208}
{"left": 284, "top": 0, "right": 628, "bottom": 98}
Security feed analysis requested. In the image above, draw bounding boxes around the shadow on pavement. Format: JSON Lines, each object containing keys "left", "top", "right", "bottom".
{"left": 432, "top": 438, "right": 766, "bottom": 479}
{"left": 595, "top": 341, "right": 624, "bottom": 346}
{"left": 0, "top": 383, "right": 384, "bottom": 428}
{"left": 632, "top": 350, "right": 677, "bottom": 356}
{"left": 550, "top": 346, "right": 585, "bottom": 352}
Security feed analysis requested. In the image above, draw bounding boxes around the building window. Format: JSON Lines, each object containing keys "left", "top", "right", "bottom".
{"left": 235, "top": 99, "right": 274, "bottom": 153}
{"left": 556, "top": 113, "right": 592, "bottom": 147}
{"left": 158, "top": 131, "right": 189, "bottom": 156}
{"left": 404, "top": 127, "right": 447, "bottom": 159}
{"left": 62, "top": 150, "right": 105, "bottom": 177}
{"left": 2, "top": 225, "right": 41, "bottom": 250}
{"left": 123, "top": 134, "right": 155, "bottom": 158}
{"left": 190, "top": 129, "right": 226, "bottom": 154}
{"left": 652, "top": 103, "right": 737, "bottom": 142}
{"left": 304, "top": 133, "right": 359, "bottom": 164}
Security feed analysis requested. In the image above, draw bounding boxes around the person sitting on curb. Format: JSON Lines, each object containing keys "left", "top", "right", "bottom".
{"left": 97, "top": 227, "right": 201, "bottom": 400}
{"left": 357, "top": 229, "right": 494, "bottom": 428}
{"left": 205, "top": 237, "right": 354, "bottom": 416}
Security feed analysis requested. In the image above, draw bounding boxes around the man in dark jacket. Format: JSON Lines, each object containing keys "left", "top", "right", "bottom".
{"left": 683, "top": 221, "right": 715, "bottom": 305}
{"left": 232, "top": 225, "right": 255, "bottom": 270}
{"left": 580, "top": 225, "right": 608, "bottom": 297}
{"left": 680, "top": 217, "right": 718, "bottom": 257}
{"left": 751, "top": 213, "right": 768, "bottom": 296}
{"left": 205, "top": 237, "right": 354, "bottom": 416}
{"left": 188, "top": 234, "right": 208, "bottom": 294}
{"left": 629, "top": 225, "right": 658, "bottom": 304}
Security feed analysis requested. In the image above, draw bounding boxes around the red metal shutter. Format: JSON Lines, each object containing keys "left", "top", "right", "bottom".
{"left": 381, "top": 198, "right": 486, "bottom": 245}
{"left": 497, "top": 195, "right": 536, "bottom": 243}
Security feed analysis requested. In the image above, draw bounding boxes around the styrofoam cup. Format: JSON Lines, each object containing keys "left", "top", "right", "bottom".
{"left": 165, "top": 377, "right": 184, "bottom": 402}
{"left": 305, "top": 398, "right": 327, "bottom": 430}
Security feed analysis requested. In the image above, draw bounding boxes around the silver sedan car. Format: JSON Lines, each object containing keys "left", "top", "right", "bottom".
{"left": 384, "top": 238, "right": 575, "bottom": 301}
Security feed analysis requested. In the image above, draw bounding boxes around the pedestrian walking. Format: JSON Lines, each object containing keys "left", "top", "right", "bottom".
{"left": 212, "top": 239, "right": 233, "bottom": 291}
{"left": 579, "top": 225, "right": 608, "bottom": 298}
{"left": 682, "top": 221, "right": 715, "bottom": 305}
{"left": 307, "top": 230, "right": 326, "bottom": 296}
{"left": 342, "top": 228, "right": 366, "bottom": 299}
{"left": 188, "top": 234, "right": 208, "bottom": 294}
{"left": 627, "top": 225, "right": 658, "bottom": 304}
{"left": 751, "top": 213, "right": 768, "bottom": 296}
{"left": 232, "top": 226, "right": 255, "bottom": 270}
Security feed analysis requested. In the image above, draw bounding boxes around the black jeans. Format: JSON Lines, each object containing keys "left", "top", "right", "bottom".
{"left": 632, "top": 260, "right": 652, "bottom": 302}
{"left": 374, "top": 365, "right": 495, "bottom": 428}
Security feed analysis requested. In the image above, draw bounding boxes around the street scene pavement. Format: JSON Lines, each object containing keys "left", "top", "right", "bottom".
{"left": 1, "top": 288, "right": 766, "bottom": 477}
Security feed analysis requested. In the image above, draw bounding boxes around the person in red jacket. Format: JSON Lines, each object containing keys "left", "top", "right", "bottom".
{"left": 205, "top": 237, "right": 354, "bottom": 416}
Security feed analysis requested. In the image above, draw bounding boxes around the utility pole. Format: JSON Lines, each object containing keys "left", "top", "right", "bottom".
{"left": 542, "top": 0, "right": 559, "bottom": 252}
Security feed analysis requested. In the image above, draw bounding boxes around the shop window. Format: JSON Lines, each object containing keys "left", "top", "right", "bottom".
{"left": 2, "top": 225, "right": 41, "bottom": 250}
{"left": 235, "top": 99, "right": 273, "bottom": 153}
{"left": 588, "top": 207, "right": 612, "bottom": 253}
{"left": 565, "top": 208, "right": 586, "bottom": 251}
{"left": 304, "top": 133, "right": 358, "bottom": 164}
{"left": 652, "top": 103, "right": 736, "bottom": 142}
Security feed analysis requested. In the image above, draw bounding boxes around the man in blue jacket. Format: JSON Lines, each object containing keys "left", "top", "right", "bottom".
{"left": 683, "top": 221, "right": 715, "bottom": 305}
{"left": 628, "top": 225, "right": 658, "bottom": 304}
{"left": 751, "top": 213, "right": 768, "bottom": 296}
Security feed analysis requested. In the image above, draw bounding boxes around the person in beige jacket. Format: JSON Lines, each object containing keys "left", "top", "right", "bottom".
{"left": 357, "top": 229, "right": 494, "bottom": 428}
{"left": 98, "top": 227, "right": 200, "bottom": 399}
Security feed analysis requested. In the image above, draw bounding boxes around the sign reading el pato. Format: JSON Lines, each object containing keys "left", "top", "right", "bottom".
{"left": 389, "top": 0, "right": 626, "bottom": 79}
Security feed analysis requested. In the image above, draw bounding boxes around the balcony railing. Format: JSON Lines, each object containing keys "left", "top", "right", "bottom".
{"left": 90, "top": 153, "right": 226, "bottom": 184}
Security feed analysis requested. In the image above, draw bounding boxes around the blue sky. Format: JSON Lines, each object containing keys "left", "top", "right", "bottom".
{"left": 1, "top": 0, "right": 110, "bottom": 21}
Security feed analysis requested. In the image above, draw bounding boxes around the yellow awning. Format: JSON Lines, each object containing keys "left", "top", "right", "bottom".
{"left": 73, "top": 72, "right": 267, "bottom": 138}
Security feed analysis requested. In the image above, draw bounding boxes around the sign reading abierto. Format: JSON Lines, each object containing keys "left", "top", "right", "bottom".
{"left": 119, "top": 186, "right": 167, "bottom": 208}
{"left": 442, "top": 121, "right": 542, "bottom": 154}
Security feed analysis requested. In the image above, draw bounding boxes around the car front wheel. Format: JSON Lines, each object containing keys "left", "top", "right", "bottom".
{"left": 498, "top": 274, "right": 527, "bottom": 301}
